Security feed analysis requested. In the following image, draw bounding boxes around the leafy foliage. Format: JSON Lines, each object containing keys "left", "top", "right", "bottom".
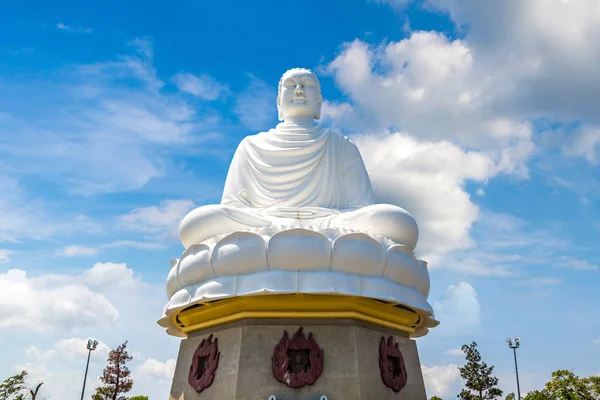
{"left": 92, "top": 341, "right": 134, "bottom": 400}
{"left": 505, "top": 393, "right": 516, "bottom": 400}
{"left": 0, "top": 371, "right": 27, "bottom": 400}
{"left": 431, "top": 397, "right": 444, "bottom": 400}
{"left": 522, "top": 390, "right": 551, "bottom": 400}
{"left": 0, "top": 371, "right": 44, "bottom": 400}
{"left": 458, "top": 342, "right": 503, "bottom": 400}
{"left": 129, "top": 397, "right": 149, "bottom": 400}
{"left": 523, "top": 370, "right": 600, "bottom": 400}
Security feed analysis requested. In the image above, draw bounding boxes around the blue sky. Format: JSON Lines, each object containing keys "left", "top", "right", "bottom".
{"left": 1, "top": 0, "right": 599, "bottom": 398}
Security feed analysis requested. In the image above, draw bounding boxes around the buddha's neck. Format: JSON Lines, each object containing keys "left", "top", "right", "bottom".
{"left": 279, "top": 116, "right": 318, "bottom": 131}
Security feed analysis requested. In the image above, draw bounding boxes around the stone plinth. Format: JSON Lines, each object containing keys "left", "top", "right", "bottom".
{"left": 169, "top": 319, "right": 427, "bottom": 400}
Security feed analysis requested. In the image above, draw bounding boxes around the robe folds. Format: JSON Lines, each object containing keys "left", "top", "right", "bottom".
{"left": 221, "top": 123, "right": 374, "bottom": 210}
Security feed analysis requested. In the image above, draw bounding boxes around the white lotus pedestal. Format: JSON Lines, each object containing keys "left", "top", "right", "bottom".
{"left": 160, "top": 229, "right": 438, "bottom": 399}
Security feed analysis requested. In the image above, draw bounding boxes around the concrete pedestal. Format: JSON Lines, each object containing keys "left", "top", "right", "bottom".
{"left": 169, "top": 319, "right": 427, "bottom": 400}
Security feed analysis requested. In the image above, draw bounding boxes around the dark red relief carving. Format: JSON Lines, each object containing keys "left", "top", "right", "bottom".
{"left": 272, "top": 327, "right": 324, "bottom": 388}
{"left": 188, "top": 334, "right": 220, "bottom": 393}
{"left": 379, "top": 336, "right": 408, "bottom": 393}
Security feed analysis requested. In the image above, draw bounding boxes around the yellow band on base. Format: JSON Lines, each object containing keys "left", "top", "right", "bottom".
{"left": 172, "top": 294, "right": 424, "bottom": 335}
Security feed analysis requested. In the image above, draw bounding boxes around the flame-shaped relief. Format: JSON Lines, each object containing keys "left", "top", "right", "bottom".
{"left": 188, "top": 334, "right": 220, "bottom": 393}
{"left": 272, "top": 327, "right": 324, "bottom": 388}
{"left": 379, "top": 336, "right": 408, "bottom": 392}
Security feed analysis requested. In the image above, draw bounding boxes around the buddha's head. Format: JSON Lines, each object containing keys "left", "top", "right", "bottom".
{"left": 277, "top": 68, "right": 322, "bottom": 122}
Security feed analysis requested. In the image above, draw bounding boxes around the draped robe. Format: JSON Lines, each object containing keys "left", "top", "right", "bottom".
{"left": 222, "top": 123, "right": 373, "bottom": 210}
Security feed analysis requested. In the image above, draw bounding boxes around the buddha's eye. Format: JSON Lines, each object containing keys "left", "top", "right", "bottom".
{"left": 284, "top": 80, "right": 296, "bottom": 87}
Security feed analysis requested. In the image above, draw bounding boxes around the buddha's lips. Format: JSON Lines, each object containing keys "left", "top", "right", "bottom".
{"left": 292, "top": 98, "right": 306, "bottom": 103}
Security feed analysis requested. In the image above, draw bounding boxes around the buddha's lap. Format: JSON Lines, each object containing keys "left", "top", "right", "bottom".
{"left": 179, "top": 203, "right": 418, "bottom": 250}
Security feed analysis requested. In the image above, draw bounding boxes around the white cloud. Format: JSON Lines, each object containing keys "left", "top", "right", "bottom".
{"left": 173, "top": 72, "right": 229, "bottom": 100}
{"left": 133, "top": 358, "right": 176, "bottom": 382}
{"left": 17, "top": 339, "right": 109, "bottom": 400}
{"left": 422, "top": 364, "right": 461, "bottom": 397}
{"left": 0, "top": 269, "right": 119, "bottom": 332}
{"left": 53, "top": 337, "right": 111, "bottom": 362}
{"left": 129, "top": 37, "right": 154, "bottom": 60}
{"left": 593, "top": 338, "right": 600, "bottom": 345}
{"left": 118, "top": 199, "right": 194, "bottom": 239}
{"left": 83, "top": 262, "right": 139, "bottom": 289}
{"left": 518, "top": 277, "right": 563, "bottom": 287}
{"left": 0, "top": 177, "right": 64, "bottom": 242}
{"left": 55, "top": 241, "right": 166, "bottom": 258}
{"left": 557, "top": 256, "right": 598, "bottom": 271}
{"left": 444, "top": 348, "right": 464, "bottom": 356}
{"left": 437, "top": 210, "right": 582, "bottom": 277}
{"left": 0, "top": 249, "right": 11, "bottom": 263}
{"left": 103, "top": 240, "right": 166, "bottom": 250}
{"left": 16, "top": 337, "right": 175, "bottom": 399}
{"left": 61, "top": 245, "right": 99, "bottom": 257}
{"left": 325, "top": 34, "right": 535, "bottom": 175}
{"left": 56, "top": 22, "right": 92, "bottom": 34}
{"left": 3, "top": 273, "right": 180, "bottom": 399}
{"left": 563, "top": 127, "right": 600, "bottom": 164}
{"left": 433, "top": 282, "right": 481, "bottom": 337}
{"left": 415, "top": 0, "right": 600, "bottom": 162}
{"left": 354, "top": 133, "right": 492, "bottom": 261}
{"left": 323, "top": 30, "right": 541, "bottom": 261}
{"left": 322, "top": 0, "right": 600, "bottom": 265}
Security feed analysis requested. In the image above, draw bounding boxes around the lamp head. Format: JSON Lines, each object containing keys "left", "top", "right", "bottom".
{"left": 87, "top": 338, "right": 99, "bottom": 350}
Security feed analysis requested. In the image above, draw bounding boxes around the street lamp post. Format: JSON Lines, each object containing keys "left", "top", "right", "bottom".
{"left": 506, "top": 337, "right": 521, "bottom": 400}
{"left": 81, "top": 339, "right": 99, "bottom": 400}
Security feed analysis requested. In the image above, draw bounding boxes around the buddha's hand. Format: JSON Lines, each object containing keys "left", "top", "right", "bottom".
{"left": 262, "top": 207, "right": 339, "bottom": 219}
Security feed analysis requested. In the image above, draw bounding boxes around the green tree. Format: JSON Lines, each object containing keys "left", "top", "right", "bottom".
{"left": 522, "top": 390, "right": 551, "bottom": 400}
{"left": 130, "top": 397, "right": 149, "bottom": 400}
{"left": 431, "top": 397, "right": 444, "bottom": 400}
{"left": 0, "top": 371, "right": 27, "bottom": 400}
{"left": 505, "top": 393, "right": 516, "bottom": 400}
{"left": 92, "top": 341, "right": 133, "bottom": 400}
{"left": 0, "top": 371, "right": 44, "bottom": 400}
{"left": 523, "top": 370, "right": 600, "bottom": 400}
{"left": 544, "top": 369, "right": 599, "bottom": 399}
{"left": 458, "top": 342, "right": 503, "bottom": 400}
{"left": 583, "top": 375, "right": 600, "bottom": 398}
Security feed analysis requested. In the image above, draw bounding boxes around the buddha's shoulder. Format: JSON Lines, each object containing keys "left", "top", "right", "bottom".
{"left": 235, "top": 132, "right": 262, "bottom": 147}
{"left": 328, "top": 129, "right": 360, "bottom": 149}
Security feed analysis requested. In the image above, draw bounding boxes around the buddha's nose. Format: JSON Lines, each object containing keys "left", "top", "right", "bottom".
{"left": 295, "top": 85, "right": 304, "bottom": 95}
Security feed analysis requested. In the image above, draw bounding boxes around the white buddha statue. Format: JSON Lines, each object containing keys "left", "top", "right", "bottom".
{"left": 179, "top": 68, "right": 419, "bottom": 250}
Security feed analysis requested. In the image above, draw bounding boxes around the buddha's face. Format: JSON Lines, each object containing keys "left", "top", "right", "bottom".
{"left": 278, "top": 70, "right": 321, "bottom": 121}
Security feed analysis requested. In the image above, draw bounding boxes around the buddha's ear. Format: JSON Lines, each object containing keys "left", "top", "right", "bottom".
{"left": 277, "top": 106, "right": 284, "bottom": 121}
{"left": 315, "top": 109, "right": 321, "bottom": 120}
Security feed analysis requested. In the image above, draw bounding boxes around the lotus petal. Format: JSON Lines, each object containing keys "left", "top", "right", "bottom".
{"left": 178, "top": 244, "right": 215, "bottom": 288}
{"left": 267, "top": 229, "right": 331, "bottom": 271}
{"left": 332, "top": 233, "right": 385, "bottom": 276}
{"left": 383, "top": 245, "right": 421, "bottom": 289}
{"left": 212, "top": 232, "right": 267, "bottom": 276}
